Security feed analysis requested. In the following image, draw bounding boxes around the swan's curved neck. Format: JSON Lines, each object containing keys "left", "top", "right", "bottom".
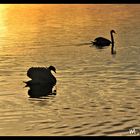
{"left": 111, "top": 32, "right": 115, "bottom": 54}
{"left": 111, "top": 32, "right": 114, "bottom": 43}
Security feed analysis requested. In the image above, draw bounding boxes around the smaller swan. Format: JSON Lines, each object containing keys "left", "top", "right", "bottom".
{"left": 91, "top": 30, "right": 116, "bottom": 54}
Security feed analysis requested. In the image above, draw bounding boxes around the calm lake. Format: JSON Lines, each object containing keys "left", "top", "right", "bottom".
{"left": 0, "top": 4, "right": 140, "bottom": 136}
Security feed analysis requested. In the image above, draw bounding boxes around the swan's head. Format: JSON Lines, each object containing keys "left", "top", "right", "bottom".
{"left": 48, "top": 66, "right": 56, "bottom": 73}
{"left": 111, "top": 30, "right": 116, "bottom": 34}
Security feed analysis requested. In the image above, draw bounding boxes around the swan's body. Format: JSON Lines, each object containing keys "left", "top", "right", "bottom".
{"left": 24, "top": 66, "right": 57, "bottom": 98}
{"left": 91, "top": 30, "right": 116, "bottom": 54}
{"left": 92, "top": 37, "right": 112, "bottom": 46}
{"left": 27, "top": 66, "right": 56, "bottom": 85}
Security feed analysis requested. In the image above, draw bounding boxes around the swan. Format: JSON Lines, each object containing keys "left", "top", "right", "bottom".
{"left": 27, "top": 66, "right": 56, "bottom": 83}
{"left": 24, "top": 66, "right": 57, "bottom": 98}
{"left": 91, "top": 30, "right": 116, "bottom": 54}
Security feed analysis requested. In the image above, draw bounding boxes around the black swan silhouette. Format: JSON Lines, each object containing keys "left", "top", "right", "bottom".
{"left": 24, "top": 66, "right": 57, "bottom": 98}
{"left": 91, "top": 30, "right": 116, "bottom": 54}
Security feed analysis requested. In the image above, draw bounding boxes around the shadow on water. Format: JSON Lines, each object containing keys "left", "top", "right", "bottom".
{"left": 74, "top": 42, "right": 92, "bottom": 46}
{"left": 24, "top": 81, "right": 56, "bottom": 98}
{"left": 52, "top": 42, "right": 92, "bottom": 48}
{"left": 52, "top": 41, "right": 115, "bottom": 49}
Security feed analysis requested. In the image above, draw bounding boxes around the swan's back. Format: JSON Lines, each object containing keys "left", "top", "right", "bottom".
{"left": 94, "top": 37, "right": 111, "bottom": 46}
{"left": 27, "top": 67, "right": 56, "bottom": 86}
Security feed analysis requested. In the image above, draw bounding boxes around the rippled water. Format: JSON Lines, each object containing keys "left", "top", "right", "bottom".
{"left": 0, "top": 4, "right": 140, "bottom": 136}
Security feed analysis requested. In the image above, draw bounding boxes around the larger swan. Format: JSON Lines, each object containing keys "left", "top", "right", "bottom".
{"left": 91, "top": 30, "right": 116, "bottom": 54}
{"left": 24, "top": 66, "right": 57, "bottom": 98}
{"left": 27, "top": 66, "right": 56, "bottom": 84}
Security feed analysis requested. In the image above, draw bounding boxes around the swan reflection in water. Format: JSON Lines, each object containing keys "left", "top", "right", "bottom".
{"left": 27, "top": 83, "right": 57, "bottom": 98}
{"left": 24, "top": 66, "right": 57, "bottom": 98}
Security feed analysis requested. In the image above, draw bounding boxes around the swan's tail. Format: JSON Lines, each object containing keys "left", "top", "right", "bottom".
{"left": 89, "top": 41, "right": 96, "bottom": 47}
{"left": 91, "top": 41, "right": 96, "bottom": 45}
{"left": 23, "top": 81, "right": 28, "bottom": 87}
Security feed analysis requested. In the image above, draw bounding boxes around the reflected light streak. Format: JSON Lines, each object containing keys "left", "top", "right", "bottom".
{"left": 0, "top": 5, "right": 8, "bottom": 35}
